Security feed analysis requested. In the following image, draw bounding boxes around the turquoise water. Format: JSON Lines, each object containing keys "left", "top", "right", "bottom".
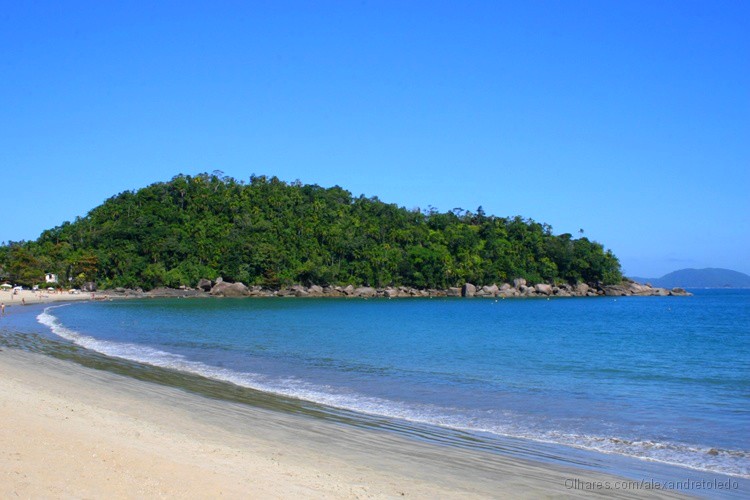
{"left": 24, "top": 290, "right": 750, "bottom": 479}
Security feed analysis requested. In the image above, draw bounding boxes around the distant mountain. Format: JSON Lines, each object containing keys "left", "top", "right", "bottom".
{"left": 630, "top": 268, "right": 750, "bottom": 288}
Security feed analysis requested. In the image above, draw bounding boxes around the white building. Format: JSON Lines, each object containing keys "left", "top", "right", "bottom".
{"left": 45, "top": 273, "right": 58, "bottom": 284}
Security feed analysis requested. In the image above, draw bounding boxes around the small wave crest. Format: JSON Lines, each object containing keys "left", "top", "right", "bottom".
{"left": 37, "top": 306, "right": 749, "bottom": 478}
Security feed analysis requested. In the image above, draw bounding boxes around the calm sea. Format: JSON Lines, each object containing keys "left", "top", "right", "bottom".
{"left": 3, "top": 289, "right": 748, "bottom": 488}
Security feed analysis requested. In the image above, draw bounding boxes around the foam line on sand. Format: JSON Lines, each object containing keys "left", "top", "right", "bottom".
{"left": 0, "top": 348, "right": 685, "bottom": 498}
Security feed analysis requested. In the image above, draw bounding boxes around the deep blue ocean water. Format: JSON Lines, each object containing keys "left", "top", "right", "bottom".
{"left": 28, "top": 290, "right": 750, "bottom": 479}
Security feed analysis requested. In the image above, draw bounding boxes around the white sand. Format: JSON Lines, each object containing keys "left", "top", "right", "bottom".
{"left": 0, "top": 347, "right": 687, "bottom": 498}
{"left": 0, "top": 288, "right": 94, "bottom": 309}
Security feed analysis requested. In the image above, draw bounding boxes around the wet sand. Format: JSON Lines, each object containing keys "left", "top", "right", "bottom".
{"left": 0, "top": 346, "right": 690, "bottom": 499}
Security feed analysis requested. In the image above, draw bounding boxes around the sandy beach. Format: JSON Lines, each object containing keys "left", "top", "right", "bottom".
{"left": 0, "top": 288, "right": 95, "bottom": 309}
{"left": 0, "top": 339, "right": 689, "bottom": 499}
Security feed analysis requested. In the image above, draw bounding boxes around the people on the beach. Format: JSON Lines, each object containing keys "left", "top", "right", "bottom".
{"left": 1, "top": 302, "right": 5, "bottom": 315}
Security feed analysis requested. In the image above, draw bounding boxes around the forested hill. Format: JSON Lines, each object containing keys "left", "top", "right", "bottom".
{"left": 0, "top": 173, "right": 622, "bottom": 290}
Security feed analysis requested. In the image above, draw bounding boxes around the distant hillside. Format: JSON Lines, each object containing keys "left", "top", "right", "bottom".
{"left": 630, "top": 268, "right": 750, "bottom": 288}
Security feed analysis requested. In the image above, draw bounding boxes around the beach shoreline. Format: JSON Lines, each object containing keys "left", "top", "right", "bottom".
{"left": 0, "top": 343, "right": 689, "bottom": 498}
{"left": 0, "top": 288, "right": 96, "bottom": 308}
{"left": 0, "top": 276, "right": 692, "bottom": 314}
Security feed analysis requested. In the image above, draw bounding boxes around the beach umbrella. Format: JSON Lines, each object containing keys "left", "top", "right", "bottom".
{"left": 0, "top": 283, "right": 11, "bottom": 288}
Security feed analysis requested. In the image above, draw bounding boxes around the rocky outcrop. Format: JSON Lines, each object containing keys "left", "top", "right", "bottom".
{"left": 197, "top": 278, "right": 213, "bottom": 292}
{"left": 603, "top": 284, "right": 629, "bottom": 296}
{"left": 602, "top": 281, "right": 692, "bottom": 297}
{"left": 209, "top": 281, "right": 249, "bottom": 297}
{"left": 106, "top": 287, "right": 145, "bottom": 297}
{"left": 279, "top": 285, "right": 308, "bottom": 297}
{"left": 479, "top": 284, "right": 499, "bottom": 297}
{"left": 106, "top": 277, "right": 691, "bottom": 300}
{"left": 323, "top": 286, "right": 345, "bottom": 297}
{"left": 534, "top": 284, "right": 553, "bottom": 295}
{"left": 145, "top": 287, "right": 206, "bottom": 298}
{"left": 461, "top": 283, "right": 477, "bottom": 297}
{"left": 353, "top": 286, "right": 377, "bottom": 298}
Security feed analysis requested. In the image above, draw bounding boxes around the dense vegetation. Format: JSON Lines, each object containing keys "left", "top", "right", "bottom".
{"left": 0, "top": 173, "right": 622, "bottom": 290}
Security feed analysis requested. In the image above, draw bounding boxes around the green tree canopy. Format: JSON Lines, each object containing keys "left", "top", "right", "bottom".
{"left": 0, "top": 173, "right": 622, "bottom": 289}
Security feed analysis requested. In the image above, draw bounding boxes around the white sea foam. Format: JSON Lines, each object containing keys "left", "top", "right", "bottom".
{"left": 37, "top": 305, "right": 749, "bottom": 478}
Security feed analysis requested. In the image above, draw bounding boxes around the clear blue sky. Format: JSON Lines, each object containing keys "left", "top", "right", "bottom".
{"left": 1, "top": 1, "right": 748, "bottom": 277}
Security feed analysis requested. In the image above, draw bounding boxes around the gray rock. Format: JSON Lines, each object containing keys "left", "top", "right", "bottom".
{"left": 603, "top": 285, "right": 629, "bottom": 296}
{"left": 308, "top": 285, "right": 324, "bottom": 295}
{"left": 482, "top": 284, "right": 499, "bottom": 296}
{"left": 446, "top": 287, "right": 461, "bottom": 297}
{"left": 197, "top": 278, "right": 213, "bottom": 292}
{"left": 513, "top": 278, "right": 527, "bottom": 288}
{"left": 343, "top": 285, "right": 355, "bottom": 296}
{"left": 210, "top": 281, "right": 249, "bottom": 297}
{"left": 627, "top": 282, "right": 651, "bottom": 295}
{"left": 288, "top": 285, "right": 309, "bottom": 297}
{"left": 462, "top": 283, "right": 477, "bottom": 297}
{"left": 353, "top": 286, "right": 377, "bottom": 298}
{"left": 575, "top": 282, "right": 590, "bottom": 295}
